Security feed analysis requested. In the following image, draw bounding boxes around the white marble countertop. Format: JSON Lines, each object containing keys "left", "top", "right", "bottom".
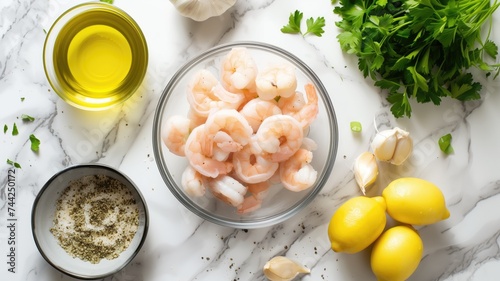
{"left": 1, "top": 0, "right": 500, "bottom": 280}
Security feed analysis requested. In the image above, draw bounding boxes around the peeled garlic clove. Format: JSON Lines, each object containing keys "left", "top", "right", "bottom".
{"left": 353, "top": 152, "right": 379, "bottom": 195}
{"left": 169, "top": 0, "right": 237, "bottom": 21}
{"left": 263, "top": 256, "right": 310, "bottom": 281}
{"left": 371, "top": 128, "right": 398, "bottom": 161}
{"left": 390, "top": 130, "right": 413, "bottom": 165}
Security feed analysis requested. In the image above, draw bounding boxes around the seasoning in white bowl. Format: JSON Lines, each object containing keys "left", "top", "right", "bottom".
{"left": 50, "top": 174, "right": 139, "bottom": 264}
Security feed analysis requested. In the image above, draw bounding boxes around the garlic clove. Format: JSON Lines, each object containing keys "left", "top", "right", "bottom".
{"left": 263, "top": 256, "right": 310, "bottom": 281}
{"left": 371, "top": 128, "right": 398, "bottom": 161}
{"left": 170, "top": 0, "right": 237, "bottom": 21}
{"left": 353, "top": 152, "right": 379, "bottom": 195}
{"left": 390, "top": 131, "right": 413, "bottom": 165}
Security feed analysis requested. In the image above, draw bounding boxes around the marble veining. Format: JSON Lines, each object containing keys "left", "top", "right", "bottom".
{"left": 1, "top": 0, "right": 500, "bottom": 280}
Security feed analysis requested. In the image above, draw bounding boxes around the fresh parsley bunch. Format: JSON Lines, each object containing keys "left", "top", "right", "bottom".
{"left": 334, "top": 0, "right": 500, "bottom": 118}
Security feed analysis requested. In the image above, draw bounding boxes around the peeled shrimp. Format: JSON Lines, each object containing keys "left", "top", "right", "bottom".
{"left": 255, "top": 63, "right": 297, "bottom": 101}
{"left": 162, "top": 115, "right": 193, "bottom": 156}
{"left": 187, "top": 69, "right": 245, "bottom": 117}
{"left": 280, "top": 148, "right": 318, "bottom": 192}
{"left": 239, "top": 98, "right": 282, "bottom": 132}
{"left": 279, "top": 83, "right": 319, "bottom": 128}
{"left": 184, "top": 124, "right": 233, "bottom": 178}
{"left": 205, "top": 109, "right": 253, "bottom": 149}
{"left": 206, "top": 175, "right": 247, "bottom": 207}
{"left": 221, "top": 47, "right": 258, "bottom": 93}
{"left": 236, "top": 182, "right": 271, "bottom": 214}
{"left": 213, "top": 131, "right": 243, "bottom": 153}
{"left": 181, "top": 165, "right": 205, "bottom": 197}
{"left": 255, "top": 114, "right": 303, "bottom": 162}
{"left": 233, "top": 144, "right": 279, "bottom": 184}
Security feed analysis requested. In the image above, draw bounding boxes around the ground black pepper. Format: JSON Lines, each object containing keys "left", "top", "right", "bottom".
{"left": 50, "top": 174, "right": 139, "bottom": 264}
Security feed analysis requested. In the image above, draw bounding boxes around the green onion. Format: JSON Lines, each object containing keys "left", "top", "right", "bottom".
{"left": 350, "top": 121, "right": 362, "bottom": 132}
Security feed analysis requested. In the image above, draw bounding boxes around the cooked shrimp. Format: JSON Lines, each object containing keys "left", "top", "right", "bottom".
{"left": 233, "top": 144, "right": 279, "bottom": 184}
{"left": 236, "top": 182, "right": 271, "bottom": 214}
{"left": 280, "top": 148, "right": 318, "bottom": 192}
{"left": 247, "top": 181, "right": 271, "bottom": 200}
{"left": 255, "top": 63, "right": 297, "bottom": 101}
{"left": 184, "top": 124, "right": 233, "bottom": 178}
{"left": 255, "top": 114, "right": 303, "bottom": 162}
{"left": 239, "top": 98, "right": 282, "bottom": 132}
{"left": 206, "top": 175, "right": 247, "bottom": 207}
{"left": 162, "top": 115, "right": 193, "bottom": 156}
{"left": 181, "top": 165, "right": 206, "bottom": 197}
{"left": 205, "top": 109, "right": 253, "bottom": 149}
{"left": 237, "top": 195, "right": 262, "bottom": 214}
{"left": 213, "top": 131, "right": 243, "bottom": 153}
{"left": 279, "top": 83, "right": 318, "bottom": 128}
{"left": 221, "top": 47, "right": 258, "bottom": 93}
{"left": 188, "top": 108, "right": 207, "bottom": 128}
{"left": 187, "top": 69, "right": 245, "bottom": 117}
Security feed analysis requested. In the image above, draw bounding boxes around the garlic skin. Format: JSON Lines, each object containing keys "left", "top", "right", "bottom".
{"left": 169, "top": 0, "right": 237, "bottom": 21}
{"left": 371, "top": 127, "right": 413, "bottom": 165}
{"left": 353, "top": 152, "right": 379, "bottom": 194}
{"left": 263, "top": 256, "right": 310, "bottom": 281}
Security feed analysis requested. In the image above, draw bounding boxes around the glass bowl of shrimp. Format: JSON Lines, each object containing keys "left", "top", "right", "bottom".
{"left": 152, "top": 41, "right": 338, "bottom": 228}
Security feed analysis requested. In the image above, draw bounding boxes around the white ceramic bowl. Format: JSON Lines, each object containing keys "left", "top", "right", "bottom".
{"left": 31, "top": 164, "right": 148, "bottom": 279}
{"left": 152, "top": 41, "right": 339, "bottom": 228}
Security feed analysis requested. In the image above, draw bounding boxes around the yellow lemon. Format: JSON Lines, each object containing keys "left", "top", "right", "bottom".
{"left": 382, "top": 177, "right": 450, "bottom": 225}
{"left": 328, "top": 196, "right": 386, "bottom": 254}
{"left": 370, "top": 225, "right": 423, "bottom": 281}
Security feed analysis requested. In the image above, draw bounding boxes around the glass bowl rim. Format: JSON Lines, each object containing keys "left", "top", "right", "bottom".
{"left": 152, "top": 41, "right": 339, "bottom": 228}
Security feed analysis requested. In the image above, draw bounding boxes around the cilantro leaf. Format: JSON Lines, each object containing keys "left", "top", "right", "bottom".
{"left": 20, "top": 97, "right": 25, "bottom": 101}
{"left": 3, "top": 124, "right": 7, "bottom": 134}
{"left": 281, "top": 10, "right": 303, "bottom": 34}
{"left": 304, "top": 17, "right": 326, "bottom": 37}
{"left": 29, "top": 134, "right": 40, "bottom": 152}
{"left": 7, "top": 159, "right": 21, "bottom": 169}
{"left": 21, "top": 114, "right": 35, "bottom": 122}
{"left": 12, "top": 123, "right": 19, "bottom": 136}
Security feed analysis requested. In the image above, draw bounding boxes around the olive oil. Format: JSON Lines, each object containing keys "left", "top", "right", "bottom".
{"left": 50, "top": 6, "right": 147, "bottom": 110}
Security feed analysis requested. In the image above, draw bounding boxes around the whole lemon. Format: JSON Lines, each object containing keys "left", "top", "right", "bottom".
{"left": 382, "top": 177, "right": 450, "bottom": 225}
{"left": 371, "top": 225, "right": 423, "bottom": 281}
{"left": 328, "top": 196, "right": 386, "bottom": 254}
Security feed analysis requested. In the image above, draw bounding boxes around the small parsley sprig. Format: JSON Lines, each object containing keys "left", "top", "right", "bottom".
{"left": 281, "top": 10, "right": 326, "bottom": 37}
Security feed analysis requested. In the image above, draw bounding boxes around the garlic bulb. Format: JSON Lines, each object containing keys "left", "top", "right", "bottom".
{"left": 169, "top": 0, "right": 237, "bottom": 21}
{"left": 263, "top": 256, "right": 310, "bottom": 281}
{"left": 371, "top": 127, "right": 413, "bottom": 165}
{"left": 353, "top": 152, "right": 379, "bottom": 194}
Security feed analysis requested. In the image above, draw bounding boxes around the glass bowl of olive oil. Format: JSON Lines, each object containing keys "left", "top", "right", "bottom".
{"left": 43, "top": 2, "right": 148, "bottom": 111}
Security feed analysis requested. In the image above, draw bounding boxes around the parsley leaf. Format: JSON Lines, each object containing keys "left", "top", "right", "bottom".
{"left": 21, "top": 114, "right": 35, "bottom": 122}
{"left": 281, "top": 11, "right": 325, "bottom": 37}
{"left": 281, "top": 10, "right": 303, "bottom": 34}
{"left": 438, "top": 133, "right": 454, "bottom": 155}
{"left": 29, "top": 134, "right": 40, "bottom": 152}
{"left": 7, "top": 159, "right": 21, "bottom": 169}
{"left": 3, "top": 124, "right": 7, "bottom": 134}
{"left": 304, "top": 17, "right": 326, "bottom": 37}
{"left": 100, "top": 0, "right": 114, "bottom": 3}
{"left": 12, "top": 123, "right": 19, "bottom": 136}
